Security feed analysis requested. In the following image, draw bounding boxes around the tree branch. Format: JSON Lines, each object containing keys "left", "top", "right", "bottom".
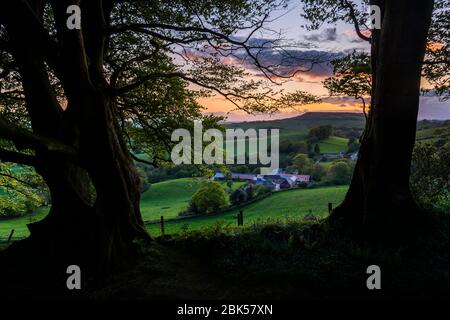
{"left": 341, "top": 0, "right": 371, "bottom": 43}
{"left": 0, "top": 172, "right": 36, "bottom": 188}
{"left": 0, "top": 117, "right": 78, "bottom": 158}
{"left": 0, "top": 148, "right": 36, "bottom": 166}
{"left": 130, "top": 153, "right": 155, "bottom": 167}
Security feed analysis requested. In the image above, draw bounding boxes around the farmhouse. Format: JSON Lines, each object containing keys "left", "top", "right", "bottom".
{"left": 213, "top": 171, "right": 311, "bottom": 189}
{"left": 213, "top": 172, "right": 225, "bottom": 180}
{"left": 212, "top": 172, "right": 257, "bottom": 182}
{"left": 349, "top": 152, "right": 358, "bottom": 161}
{"left": 231, "top": 173, "right": 257, "bottom": 181}
{"left": 321, "top": 152, "right": 344, "bottom": 161}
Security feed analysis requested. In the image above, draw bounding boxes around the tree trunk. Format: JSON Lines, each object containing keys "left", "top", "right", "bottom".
{"left": 0, "top": 92, "right": 150, "bottom": 289}
{"left": 328, "top": 0, "right": 435, "bottom": 242}
{"left": 0, "top": 0, "right": 150, "bottom": 294}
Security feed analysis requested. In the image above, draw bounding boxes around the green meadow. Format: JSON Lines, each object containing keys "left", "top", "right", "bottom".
{"left": 0, "top": 178, "right": 245, "bottom": 239}
{"left": 147, "top": 185, "right": 348, "bottom": 236}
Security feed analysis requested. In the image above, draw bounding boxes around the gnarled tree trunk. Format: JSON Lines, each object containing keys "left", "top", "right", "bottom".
{"left": 328, "top": 0, "right": 435, "bottom": 242}
{"left": 0, "top": 0, "right": 150, "bottom": 290}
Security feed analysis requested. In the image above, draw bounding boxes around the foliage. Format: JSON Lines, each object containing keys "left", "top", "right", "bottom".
{"left": 314, "top": 143, "right": 320, "bottom": 155}
{"left": 347, "top": 137, "right": 360, "bottom": 154}
{"left": 191, "top": 180, "right": 230, "bottom": 214}
{"left": 311, "top": 163, "right": 327, "bottom": 182}
{"left": 230, "top": 188, "right": 248, "bottom": 206}
{"left": 411, "top": 141, "right": 450, "bottom": 210}
{"left": 307, "top": 125, "right": 333, "bottom": 143}
{"left": 0, "top": 163, "right": 47, "bottom": 218}
{"left": 323, "top": 51, "right": 371, "bottom": 112}
{"left": 252, "top": 184, "right": 273, "bottom": 198}
{"left": 292, "top": 153, "right": 313, "bottom": 174}
{"left": 423, "top": 0, "right": 450, "bottom": 100}
{"left": 325, "top": 158, "right": 354, "bottom": 185}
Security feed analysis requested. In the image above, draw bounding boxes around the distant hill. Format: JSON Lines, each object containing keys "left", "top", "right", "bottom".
{"left": 226, "top": 112, "right": 366, "bottom": 131}
{"left": 225, "top": 112, "right": 366, "bottom": 144}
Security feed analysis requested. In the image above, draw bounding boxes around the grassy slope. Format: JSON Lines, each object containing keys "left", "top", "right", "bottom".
{"left": 318, "top": 136, "right": 349, "bottom": 153}
{"left": 141, "top": 178, "right": 244, "bottom": 221}
{"left": 0, "top": 178, "right": 244, "bottom": 239}
{"left": 416, "top": 124, "right": 450, "bottom": 144}
{"left": 147, "top": 185, "right": 348, "bottom": 236}
{"left": 140, "top": 178, "right": 201, "bottom": 221}
{"left": 226, "top": 112, "right": 363, "bottom": 139}
{"left": 0, "top": 207, "right": 48, "bottom": 240}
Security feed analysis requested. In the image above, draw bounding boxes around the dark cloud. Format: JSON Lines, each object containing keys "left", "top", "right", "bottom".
{"left": 418, "top": 96, "right": 450, "bottom": 120}
{"left": 236, "top": 48, "right": 343, "bottom": 79}
{"left": 305, "top": 28, "right": 338, "bottom": 42}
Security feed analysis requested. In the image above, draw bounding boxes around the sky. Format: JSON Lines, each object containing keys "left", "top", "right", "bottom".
{"left": 198, "top": 1, "right": 450, "bottom": 122}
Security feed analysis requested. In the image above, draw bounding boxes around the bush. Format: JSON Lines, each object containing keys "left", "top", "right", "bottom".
{"left": 230, "top": 188, "right": 247, "bottom": 206}
{"left": 191, "top": 180, "right": 229, "bottom": 214}
{"left": 307, "top": 125, "right": 333, "bottom": 143}
{"left": 325, "top": 159, "right": 354, "bottom": 185}
{"left": 292, "top": 153, "right": 313, "bottom": 174}
{"left": 411, "top": 141, "right": 450, "bottom": 210}
{"left": 252, "top": 184, "right": 272, "bottom": 197}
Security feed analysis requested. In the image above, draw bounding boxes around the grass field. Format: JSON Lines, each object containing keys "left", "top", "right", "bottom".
{"left": 0, "top": 207, "right": 49, "bottom": 240}
{"left": 416, "top": 125, "right": 450, "bottom": 143}
{"left": 0, "top": 178, "right": 245, "bottom": 239}
{"left": 318, "top": 136, "right": 349, "bottom": 153}
{"left": 141, "top": 178, "right": 244, "bottom": 221}
{"left": 147, "top": 185, "right": 348, "bottom": 236}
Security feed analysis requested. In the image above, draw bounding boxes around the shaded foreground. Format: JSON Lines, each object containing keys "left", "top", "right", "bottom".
{"left": 1, "top": 212, "right": 450, "bottom": 300}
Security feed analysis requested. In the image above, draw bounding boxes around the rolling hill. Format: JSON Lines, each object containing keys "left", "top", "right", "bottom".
{"left": 0, "top": 178, "right": 245, "bottom": 239}
{"left": 225, "top": 112, "right": 365, "bottom": 144}
{"left": 147, "top": 185, "right": 348, "bottom": 236}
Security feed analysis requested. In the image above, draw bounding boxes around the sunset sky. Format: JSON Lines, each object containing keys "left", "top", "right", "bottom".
{"left": 198, "top": 2, "right": 450, "bottom": 122}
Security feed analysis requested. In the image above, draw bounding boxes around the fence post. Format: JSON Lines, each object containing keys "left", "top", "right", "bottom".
{"left": 160, "top": 216, "right": 165, "bottom": 235}
{"left": 7, "top": 229, "right": 15, "bottom": 243}
{"left": 237, "top": 211, "right": 244, "bottom": 226}
{"left": 328, "top": 203, "right": 333, "bottom": 214}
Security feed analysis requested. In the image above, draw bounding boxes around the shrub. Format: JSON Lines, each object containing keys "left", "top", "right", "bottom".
{"left": 252, "top": 184, "right": 272, "bottom": 197}
{"left": 292, "top": 153, "right": 313, "bottom": 174}
{"left": 230, "top": 188, "right": 247, "bottom": 206}
{"left": 411, "top": 141, "right": 450, "bottom": 210}
{"left": 325, "top": 159, "right": 354, "bottom": 185}
{"left": 191, "top": 180, "right": 229, "bottom": 214}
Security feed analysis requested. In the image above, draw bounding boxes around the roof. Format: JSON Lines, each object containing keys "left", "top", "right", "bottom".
{"left": 213, "top": 172, "right": 225, "bottom": 179}
{"left": 231, "top": 173, "right": 256, "bottom": 180}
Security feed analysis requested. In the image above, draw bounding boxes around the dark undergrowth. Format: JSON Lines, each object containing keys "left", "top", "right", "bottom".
{"left": 1, "top": 212, "right": 450, "bottom": 300}
{"left": 89, "top": 212, "right": 450, "bottom": 300}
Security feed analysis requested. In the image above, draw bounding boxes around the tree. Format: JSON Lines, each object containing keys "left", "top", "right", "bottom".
{"left": 314, "top": 143, "right": 321, "bottom": 155}
{"left": 311, "top": 163, "right": 327, "bottom": 182}
{"left": 307, "top": 125, "right": 333, "bottom": 143}
{"left": 0, "top": 0, "right": 319, "bottom": 277}
{"left": 0, "top": 162, "right": 48, "bottom": 218}
{"left": 302, "top": 0, "right": 437, "bottom": 241}
{"left": 423, "top": 0, "right": 450, "bottom": 100}
{"left": 347, "top": 137, "right": 360, "bottom": 154}
{"left": 292, "top": 153, "right": 313, "bottom": 173}
{"left": 192, "top": 180, "right": 229, "bottom": 214}
{"left": 230, "top": 188, "right": 248, "bottom": 206}
{"left": 325, "top": 159, "right": 354, "bottom": 185}
{"left": 410, "top": 141, "right": 450, "bottom": 210}
{"left": 323, "top": 51, "right": 371, "bottom": 117}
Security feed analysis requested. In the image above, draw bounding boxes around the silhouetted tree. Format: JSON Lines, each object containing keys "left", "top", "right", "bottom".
{"left": 302, "top": 0, "right": 437, "bottom": 240}
{"left": 0, "top": 0, "right": 318, "bottom": 276}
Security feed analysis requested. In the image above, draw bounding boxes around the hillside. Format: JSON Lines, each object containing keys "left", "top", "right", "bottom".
{"left": 147, "top": 185, "right": 348, "bottom": 236}
{"left": 225, "top": 112, "right": 365, "bottom": 144}
{"left": 0, "top": 178, "right": 245, "bottom": 240}
{"left": 226, "top": 112, "right": 366, "bottom": 131}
